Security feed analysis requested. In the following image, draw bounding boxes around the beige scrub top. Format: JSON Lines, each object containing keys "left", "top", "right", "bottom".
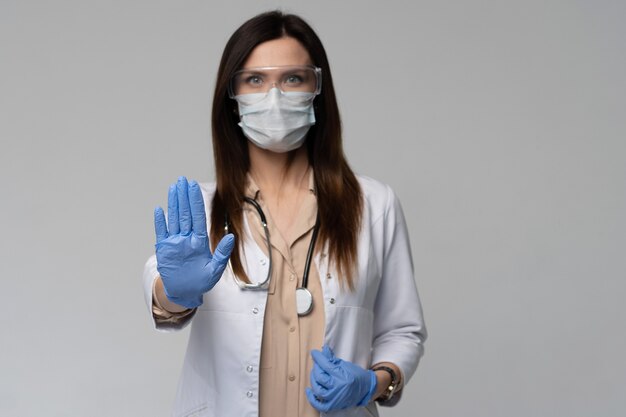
{"left": 243, "top": 172, "right": 324, "bottom": 417}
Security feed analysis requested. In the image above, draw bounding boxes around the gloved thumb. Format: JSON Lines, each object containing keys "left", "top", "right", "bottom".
{"left": 213, "top": 234, "right": 236, "bottom": 265}
{"left": 321, "top": 344, "right": 336, "bottom": 361}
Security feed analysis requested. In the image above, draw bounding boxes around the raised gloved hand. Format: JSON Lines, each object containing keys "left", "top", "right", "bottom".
{"left": 305, "top": 345, "right": 377, "bottom": 412}
{"left": 154, "top": 176, "right": 235, "bottom": 309}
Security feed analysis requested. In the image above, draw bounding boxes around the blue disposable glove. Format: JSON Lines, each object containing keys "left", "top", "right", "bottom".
{"left": 306, "top": 345, "right": 377, "bottom": 412}
{"left": 154, "top": 176, "right": 235, "bottom": 309}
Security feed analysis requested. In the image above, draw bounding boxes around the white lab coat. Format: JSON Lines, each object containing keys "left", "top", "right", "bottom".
{"left": 143, "top": 175, "right": 427, "bottom": 417}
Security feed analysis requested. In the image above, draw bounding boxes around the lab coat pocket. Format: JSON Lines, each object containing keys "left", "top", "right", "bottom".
{"left": 177, "top": 309, "right": 262, "bottom": 416}
{"left": 179, "top": 402, "right": 210, "bottom": 417}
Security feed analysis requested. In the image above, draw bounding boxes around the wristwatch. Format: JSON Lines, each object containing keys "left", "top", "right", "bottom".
{"left": 372, "top": 366, "right": 399, "bottom": 403}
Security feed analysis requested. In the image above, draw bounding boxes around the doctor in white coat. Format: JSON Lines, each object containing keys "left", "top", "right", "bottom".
{"left": 143, "top": 11, "right": 426, "bottom": 417}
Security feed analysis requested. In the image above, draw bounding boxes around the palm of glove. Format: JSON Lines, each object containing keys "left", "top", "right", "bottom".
{"left": 154, "top": 177, "right": 234, "bottom": 309}
{"left": 156, "top": 233, "right": 219, "bottom": 307}
{"left": 306, "top": 345, "right": 377, "bottom": 412}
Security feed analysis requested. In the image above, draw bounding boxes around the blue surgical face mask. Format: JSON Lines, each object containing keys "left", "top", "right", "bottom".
{"left": 236, "top": 88, "right": 316, "bottom": 153}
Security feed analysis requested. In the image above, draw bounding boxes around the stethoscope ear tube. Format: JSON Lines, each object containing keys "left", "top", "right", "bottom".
{"left": 297, "top": 213, "right": 320, "bottom": 316}
{"left": 224, "top": 197, "right": 273, "bottom": 290}
{"left": 301, "top": 213, "right": 320, "bottom": 289}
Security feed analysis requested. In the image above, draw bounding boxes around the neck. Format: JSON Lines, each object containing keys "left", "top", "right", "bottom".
{"left": 248, "top": 143, "right": 310, "bottom": 196}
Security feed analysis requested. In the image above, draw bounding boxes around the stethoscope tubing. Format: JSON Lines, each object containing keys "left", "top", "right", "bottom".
{"left": 302, "top": 212, "right": 320, "bottom": 289}
{"left": 224, "top": 197, "right": 273, "bottom": 290}
{"left": 224, "top": 196, "right": 319, "bottom": 292}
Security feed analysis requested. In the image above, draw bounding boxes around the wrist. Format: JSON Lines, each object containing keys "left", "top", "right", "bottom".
{"left": 372, "top": 366, "right": 399, "bottom": 403}
{"left": 373, "top": 369, "right": 392, "bottom": 399}
{"left": 154, "top": 276, "right": 190, "bottom": 312}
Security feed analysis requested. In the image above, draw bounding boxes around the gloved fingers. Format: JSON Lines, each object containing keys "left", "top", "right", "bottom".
{"left": 311, "top": 362, "right": 332, "bottom": 389}
{"left": 305, "top": 387, "right": 332, "bottom": 413}
{"left": 177, "top": 176, "right": 192, "bottom": 235}
{"left": 311, "top": 348, "right": 337, "bottom": 375}
{"left": 188, "top": 180, "right": 207, "bottom": 238}
{"left": 309, "top": 370, "right": 331, "bottom": 400}
{"left": 167, "top": 183, "right": 180, "bottom": 235}
{"left": 308, "top": 381, "right": 331, "bottom": 402}
{"left": 154, "top": 207, "right": 168, "bottom": 243}
{"left": 309, "top": 368, "right": 320, "bottom": 392}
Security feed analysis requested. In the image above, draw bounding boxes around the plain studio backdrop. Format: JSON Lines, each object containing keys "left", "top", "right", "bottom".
{"left": 1, "top": 1, "right": 625, "bottom": 416}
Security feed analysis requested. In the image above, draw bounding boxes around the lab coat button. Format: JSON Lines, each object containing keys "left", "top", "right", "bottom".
{"left": 246, "top": 391, "right": 253, "bottom": 398}
{"left": 260, "top": 259, "right": 267, "bottom": 266}
{"left": 252, "top": 307, "right": 259, "bottom": 314}
{"left": 326, "top": 273, "right": 332, "bottom": 279}
{"left": 329, "top": 298, "right": 336, "bottom": 304}
{"left": 246, "top": 366, "right": 253, "bottom": 372}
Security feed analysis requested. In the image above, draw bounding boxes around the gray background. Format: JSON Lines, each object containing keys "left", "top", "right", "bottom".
{"left": 1, "top": 0, "right": 625, "bottom": 416}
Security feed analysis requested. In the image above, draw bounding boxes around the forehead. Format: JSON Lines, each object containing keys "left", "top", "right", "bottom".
{"left": 242, "top": 37, "right": 312, "bottom": 69}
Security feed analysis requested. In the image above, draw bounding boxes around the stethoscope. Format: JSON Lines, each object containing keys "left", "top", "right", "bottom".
{"left": 224, "top": 196, "right": 320, "bottom": 316}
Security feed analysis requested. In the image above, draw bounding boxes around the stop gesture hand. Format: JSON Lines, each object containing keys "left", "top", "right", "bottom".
{"left": 154, "top": 176, "right": 235, "bottom": 308}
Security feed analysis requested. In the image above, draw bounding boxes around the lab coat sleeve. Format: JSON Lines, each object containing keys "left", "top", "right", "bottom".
{"left": 370, "top": 185, "right": 427, "bottom": 398}
{"left": 142, "top": 253, "right": 195, "bottom": 332}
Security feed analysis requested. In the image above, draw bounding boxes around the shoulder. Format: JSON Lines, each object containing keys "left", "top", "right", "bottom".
{"left": 356, "top": 174, "right": 399, "bottom": 224}
{"left": 198, "top": 181, "right": 217, "bottom": 198}
{"left": 197, "top": 182, "right": 217, "bottom": 212}
{"left": 357, "top": 174, "right": 393, "bottom": 198}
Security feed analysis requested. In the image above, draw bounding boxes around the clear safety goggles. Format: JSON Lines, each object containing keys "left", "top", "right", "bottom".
{"left": 229, "top": 65, "right": 322, "bottom": 103}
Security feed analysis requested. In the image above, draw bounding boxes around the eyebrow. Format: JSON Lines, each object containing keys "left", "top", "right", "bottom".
{"left": 239, "top": 67, "right": 309, "bottom": 75}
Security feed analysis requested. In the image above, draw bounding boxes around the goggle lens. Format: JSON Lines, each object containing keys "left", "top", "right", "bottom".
{"left": 229, "top": 66, "right": 321, "bottom": 98}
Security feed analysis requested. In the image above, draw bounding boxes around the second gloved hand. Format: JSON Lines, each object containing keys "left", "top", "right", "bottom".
{"left": 306, "top": 345, "right": 377, "bottom": 412}
{"left": 154, "top": 177, "right": 235, "bottom": 309}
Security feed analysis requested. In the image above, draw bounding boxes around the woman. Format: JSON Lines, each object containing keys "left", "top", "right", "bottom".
{"left": 143, "top": 11, "right": 426, "bottom": 417}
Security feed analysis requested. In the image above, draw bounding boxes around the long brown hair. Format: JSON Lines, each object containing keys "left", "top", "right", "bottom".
{"left": 210, "top": 11, "right": 363, "bottom": 290}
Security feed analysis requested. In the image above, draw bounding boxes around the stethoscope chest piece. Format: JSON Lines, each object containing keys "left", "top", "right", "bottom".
{"left": 295, "top": 287, "right": 313, "bottom": 316}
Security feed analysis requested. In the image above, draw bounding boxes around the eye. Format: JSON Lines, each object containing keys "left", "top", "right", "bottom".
{"left": 284, "top": 74, "right": 304, "bottom": 85}
{"left": 244, "top": 75, "right": 264, "bottom": 86}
